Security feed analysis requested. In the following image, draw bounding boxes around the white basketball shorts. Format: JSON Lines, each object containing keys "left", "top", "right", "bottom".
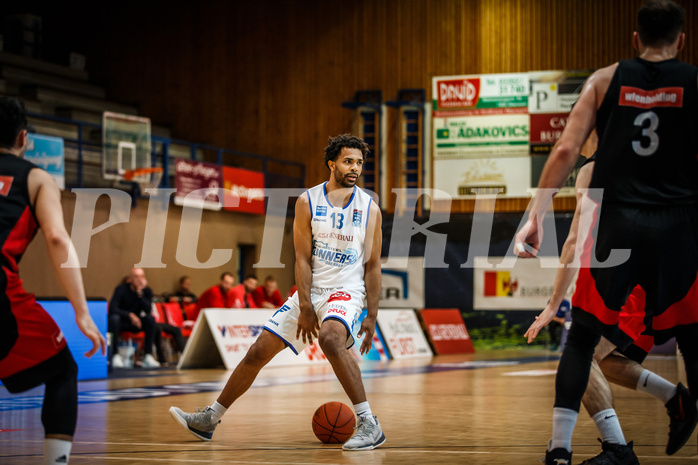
{"left": 263, "top": 287, "right": 363, "bottom": 354}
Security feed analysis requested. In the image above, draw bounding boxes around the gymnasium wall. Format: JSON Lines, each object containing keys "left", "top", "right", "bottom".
{"left": 47, "top": 0, "right": 697, "bottom": 189}
{"left": 20, "top": 192, "right": 297, "bottom": 301}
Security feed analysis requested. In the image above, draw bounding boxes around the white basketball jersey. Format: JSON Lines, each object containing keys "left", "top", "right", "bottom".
{"left": 306, "top": 182, "right": 373, "bottom": 291}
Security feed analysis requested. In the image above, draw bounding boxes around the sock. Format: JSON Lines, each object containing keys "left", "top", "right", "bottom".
{"left": 353, "top": 401, "right": 375, "bottom": 424}
{"left": 550, "top": 407, "right": 578, "bottom": 452}
{"left": 44, "top": 438, "right": 71, "bottom": 465}
{"left": 592, "top": 409, "right": 626, "bottom": 445}
{"left": 209, "top": 401, "right": 227, "bottom": 422}
{"left": 636, "top": 369, "right": 676, "bottom": 404}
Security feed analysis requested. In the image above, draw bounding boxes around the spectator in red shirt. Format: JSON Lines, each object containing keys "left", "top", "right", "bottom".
{"left": 193, "top": 272, "right": 236, "bottom": 318}
{"left": 253, "top": 275, "right": 284, "bottom": 309}
{"left": 230, "top": 274, "right": 258, "bottom": 308}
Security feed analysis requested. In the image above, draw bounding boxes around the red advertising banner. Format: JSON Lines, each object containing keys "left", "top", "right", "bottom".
{"left": 419, "top": 309, "right": 475, "bottom": 354}
{"left": 435, "top": 77, "right": 480, "bottom": 108}
{"left": 222, "top": 166, "right": 265, "bottom": 215}
{"left": 174, "top": 159, "right": 222, "bottom": 210}
{"left": 529, "top": 112, "right": 569, "bottom": 154}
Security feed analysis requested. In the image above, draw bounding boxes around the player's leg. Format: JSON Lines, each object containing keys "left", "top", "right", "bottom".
{"left": 546, "top": 320, "right": 600, "bottom": 464}
{"left": 169, "top": 328, "right": 285, "bottom": 441}
{"left": 42, "top": 349, "right": 78, "bottom": 465}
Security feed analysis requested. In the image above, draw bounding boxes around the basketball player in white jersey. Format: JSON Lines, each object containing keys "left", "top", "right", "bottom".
{"left": 169, "top": 134, "right": 385, "bottom": 451}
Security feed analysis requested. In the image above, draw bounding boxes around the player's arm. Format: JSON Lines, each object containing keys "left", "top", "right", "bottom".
{"left": 293, "top": 193, "right": 319, "bottom": 344}
{"left": 515, "top": 65, "right": 615, "bottom": 257}
{"left": 29, "top": 168, "right": 105, "bottom": 357}
{"left": 359, "top": 202, "right": 382, "bottom": 355}
{"left": 524, "top": 161, "right": 594, "bottom": 343}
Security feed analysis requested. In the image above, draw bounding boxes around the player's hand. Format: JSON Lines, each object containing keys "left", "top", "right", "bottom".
{"left": 524, "top": 304, "right": 558, "bottom": 343}
{"left": 75, "top": 313, "right": 106, "bottom": 357}
{"left": 129, "top": 312, "right": 142, "bottom": 329}
{"left": 296, "top": 306, "right": 319, "bottom": 345}
{"left": 514, "top": 217, "right": 541, "bottom": 258}
{"left": 357, "top": 317, "right": 376, "bottom": 355}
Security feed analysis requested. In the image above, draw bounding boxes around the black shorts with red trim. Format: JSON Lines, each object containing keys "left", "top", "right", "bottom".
{"left": 0, "top": 273, "right": 68, "bottom": 385}
{"left": 572, "top": 202, "right": 698, "bottom": 348}
{"left": 1, "top": 346, "right": 75, "bottom": 393}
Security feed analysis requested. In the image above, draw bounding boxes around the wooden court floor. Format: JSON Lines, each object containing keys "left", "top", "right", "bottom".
{"left": 1, "top": 349, "right": 696, "bottom": 464}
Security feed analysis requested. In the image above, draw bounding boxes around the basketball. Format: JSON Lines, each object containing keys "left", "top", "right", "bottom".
{"left": 311, "top": 402, "right": 356, "bottom": 444}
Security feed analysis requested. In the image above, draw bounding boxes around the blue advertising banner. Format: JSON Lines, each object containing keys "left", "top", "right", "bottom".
{"left": 25, "top": 134, "right": 65, "bottom": 189}
{"left": 351, "top": 309, "right": 391, "bottom": 362}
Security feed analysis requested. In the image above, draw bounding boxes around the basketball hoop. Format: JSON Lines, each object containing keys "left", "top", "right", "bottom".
{"left": 123, "top": 167, "right": 163, "bottom": 195}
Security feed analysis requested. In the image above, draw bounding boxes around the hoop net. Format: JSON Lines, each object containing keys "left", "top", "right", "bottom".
{"left": 123, "top": 167, "right": 163, "bottom": 194}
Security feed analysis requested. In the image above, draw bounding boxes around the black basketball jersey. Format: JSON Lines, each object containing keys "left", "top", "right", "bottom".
{"left": 0, "top": 153, "right": 39, "bottom": 272}
{"left": 590, "top": 58, "right": 698, "bottom": 206}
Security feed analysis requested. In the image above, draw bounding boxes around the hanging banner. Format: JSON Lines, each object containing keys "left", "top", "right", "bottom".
{"left": 174, "top": 159, "right": 222, "bottom": 211}
{"left": 432, "top": 157, "right": 531, "bottom": 199}
{"left": 433, "top": 73, "right": 529, "bottom": 110}
{"left": 25, "top": 134, "right": 65, "bottom": 189}
{"left": 222, "top": 166, "right": 265, "bottom": 215}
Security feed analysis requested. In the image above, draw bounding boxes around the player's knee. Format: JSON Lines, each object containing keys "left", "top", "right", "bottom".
{"left": 243, "top": 340, "right": 275, "bottom": 367}
{"left": 318, "top": 329, "right": 343, "bottom": 357}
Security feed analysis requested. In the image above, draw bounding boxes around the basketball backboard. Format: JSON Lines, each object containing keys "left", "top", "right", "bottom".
{"left": 102, "top": 111, "right": 152, "bottom": 180}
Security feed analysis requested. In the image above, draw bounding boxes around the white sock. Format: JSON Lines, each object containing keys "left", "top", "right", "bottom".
{"left": 636, "top": 369, "right": 676, "bottom": 404}
{"left": 592, "top": 409, "right": 626, "bottom": 445}
{"left": 210, "top": 401, "right": 227, "bottom": 422}
{"left": 44, "top": 438, "right": 72, "bottom": 465}
{"left": 353, "top": 401, "right": 375, "bottom": 424}
{"left": 550, "top": 407, "right": 578, "bottom": 453}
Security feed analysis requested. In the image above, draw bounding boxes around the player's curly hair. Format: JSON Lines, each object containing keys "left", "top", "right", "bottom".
{"left": 323, "top": 134, "right": 369, "bottom": 169}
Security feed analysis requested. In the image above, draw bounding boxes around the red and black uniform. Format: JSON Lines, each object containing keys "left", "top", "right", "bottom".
{"left": 573, "top": 57, "right": 698, "bottom": 348}
{"left": 0, "top": 153, "right": 74, "bottom": 393}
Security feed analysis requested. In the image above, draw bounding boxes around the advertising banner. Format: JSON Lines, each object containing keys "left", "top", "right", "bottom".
{"left": 473, "top": 257, "right": 577, "bottom": 310}
{"left": 222, "top": 166, "right": 265, "bottom": 215}
{"left": 174, "top": 159, "right": 222, "bottom": 211}
{"left": 178, "top": 309, "right": 330, "bottom": 369}
{"left": 432, "top": 157, "right": 531, "bottom": 199}
{"left": 528, "top": 70, "right": 592, "bottom": 154}
{"left": 380, "top": 257, "right": 425, "bottom": 308}
{"left": 25, "top": 134, "right": 65, "bottom": 189}
{"left": 376, "top": 309, "right": 433, "bottom": 359}
{"left": 433, "top": 111, "right": 530, "bottom": 159}
{"left": 419, "top": 309, "right": 475, "bottom": 355}
{"left": 350, "top": 309, "right": 391, "bottom": 362}
{"left": 433, "top": 73, "right": 529, "bottom": 110}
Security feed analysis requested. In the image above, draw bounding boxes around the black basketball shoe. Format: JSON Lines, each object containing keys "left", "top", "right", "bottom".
{"left": 580, "top": 440, "right": 639, "bottom": 465}
{"left": 666, "top": 382, "right": 697, "bottom": 455}
{"left": 545, "top": 447, "right": 572, "bottom": 465}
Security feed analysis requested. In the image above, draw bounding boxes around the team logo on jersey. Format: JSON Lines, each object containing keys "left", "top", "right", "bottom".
{"left": 328, "top": 291, "right": 351, "bottom": 302}
{"left": 0, "top": 176, "right": 14, "bottom": 196}
{"left": 352, "top": 209, "right": 363, "bottom": 226}
{"left": 619, "top": 86, "right": 684, "bottom": 109}
{"left": 316, "top": 205, "right": 327, "bottom": 217}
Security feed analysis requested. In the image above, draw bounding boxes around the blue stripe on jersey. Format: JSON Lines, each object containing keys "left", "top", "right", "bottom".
{"left": 323, "top": 182, "right": 357, "bottom": 210}
{"left": 307, "top": 191, "right": 313, "bottom": 219}
{"left": 365, "top": 197, "right": 373, "bottom": 230}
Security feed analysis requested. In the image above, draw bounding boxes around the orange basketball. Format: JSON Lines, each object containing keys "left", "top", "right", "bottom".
{"left": 311, "top": 401, "right": 356, "bottom": 444}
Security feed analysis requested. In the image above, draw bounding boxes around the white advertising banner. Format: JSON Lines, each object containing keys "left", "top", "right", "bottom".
{"left": 432, "top": 73, "right": 529, "bottom": 110}
{"left": 473, "top": 256, "right": 577, "bottom": 310}
{"left": 376, "top": 309, "right": 433, "bottom": 359}
{"left": 432, "top": 157, "right": 531, "bottom": 199}
{"left": 380, "top": 257, "right": 425, "bottom": 308}
{"left": 178, "top": 309, "right": 330, "bottom": 369}
{"left": 433, "top": 111, "right": 530, "bottom": 159}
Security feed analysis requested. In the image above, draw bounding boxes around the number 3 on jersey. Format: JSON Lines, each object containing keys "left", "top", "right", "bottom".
{"left": 330, "top": 212, "right": 344, "bottom": 229}
{"left": 632, "top": 111, "right": 659, "bottom": 156}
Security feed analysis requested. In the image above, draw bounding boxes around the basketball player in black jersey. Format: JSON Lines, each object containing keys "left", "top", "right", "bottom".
{"left": 0, "top": 96, "right": 105, "bottom": 464}
{"left": 514, "top": 2, "right": 698, "bottom": 464}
